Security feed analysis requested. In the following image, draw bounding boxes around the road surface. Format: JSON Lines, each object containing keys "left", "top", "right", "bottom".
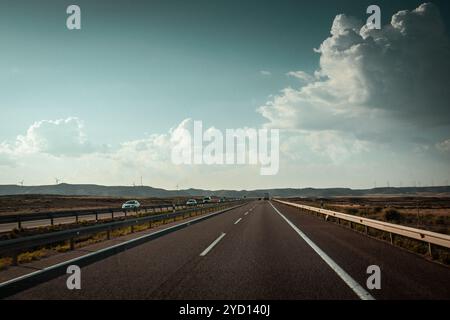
{"left": 5, "top": 201, "right": 450, "bottom": 299}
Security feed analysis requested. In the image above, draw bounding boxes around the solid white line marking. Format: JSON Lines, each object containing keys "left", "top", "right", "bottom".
{"left": 200, "top": 233, "right": 226, "bottom": 256}
{"left": 269, "top": 202, "right": 375, "bottom": 301}
{"left": 244, "top": 212, "right": 249, "bottom": 216}
{"left": 234, "top": 218, "right": 242, "bottom": 225}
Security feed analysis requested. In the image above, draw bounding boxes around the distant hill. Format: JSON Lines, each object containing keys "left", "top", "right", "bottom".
{"left": 0, "top": 183, "right": 449, "bottom": 198}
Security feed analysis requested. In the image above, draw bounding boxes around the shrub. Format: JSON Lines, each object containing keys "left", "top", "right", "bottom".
{"left": 384, "top": 209, "right": 403, "bottom": 222}
{"left": 55, "top": 244, "right": 71, "bottom": 253}
{"left": 345, "top": 208, "right": 359, "bottom": 215}
{"left": 359, "top": 209, "right": 370, "bottom": 216}
{"left": 373, "top": 207, "right": 383, "bottom": 214}
{"left": 435, "top": 216, "right": 446, "bottom": 225}
{"left": 18, "top": 249, "right": 47, "bottom": 264}
{"left": 0, "top": 258, "right": 12, "bottom": 271}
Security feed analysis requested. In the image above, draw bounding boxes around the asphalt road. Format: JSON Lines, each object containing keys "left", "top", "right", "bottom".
{"left": 5, "top": 201, "right": 450, "bottom": 299}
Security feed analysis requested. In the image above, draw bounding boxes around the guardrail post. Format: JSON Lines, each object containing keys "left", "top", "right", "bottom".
{"left": 111, "top": 210, "right": 114, "bottom": 219}
{"left": 428, "top": 243, "right": 433, "bottom": 257}
{"left": 95, "top": 213, "right": 98, "bottom": 222}
{"left": 18, "top": 218, "right": 22, "bottom": 230}
{"left": 50, "top": 215, "right": 54, "bottom": 226}
{"left": 12, "top": 252, "right": 19, "bottom": 266}
{"left": 75, "top": 214, "right": 79, "bottom": 224}
{"left": 389, "top": 232, "right": 394, "bottom": 245}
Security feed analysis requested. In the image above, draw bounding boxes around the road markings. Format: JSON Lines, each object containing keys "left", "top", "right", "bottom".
{"left": 244, "top": 212, "right": 249, "bottom": 216}
{"left": 269, "top": 202, "right": 375, "bottom": 301}
{"left": 0, "top": 205, "right": 245, "bottom": 294}
{"left": 200, "top": 233, "right": 226, "bottom": 256}
{"left": 234, "top": 218, "right": 242, "bottom": 225}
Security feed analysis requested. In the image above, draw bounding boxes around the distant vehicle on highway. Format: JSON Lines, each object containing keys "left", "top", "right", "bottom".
{"left": 202, "top": 196, "right": 212, "bottom": 204}
{"left": 121, "top": 200, "right": 141, "bottom": 209}
{"left": 186, "top": 199, "right": 198, "bottom": 206}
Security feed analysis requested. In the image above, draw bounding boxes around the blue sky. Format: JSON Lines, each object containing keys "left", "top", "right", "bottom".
{"left": 0, "top": 1, "right": 449, "bottom": 189}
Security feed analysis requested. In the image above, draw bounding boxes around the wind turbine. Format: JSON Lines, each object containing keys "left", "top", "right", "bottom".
{"left": 18, "top": 180, "right": 24, "bottom": 187}
{"left": 55, "top": 178, "right": 61, "bottom": 185}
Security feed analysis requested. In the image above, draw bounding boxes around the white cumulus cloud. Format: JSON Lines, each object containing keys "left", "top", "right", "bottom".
{"left": 259, "top": 2, "right": 450, "bottom": 157}
{"left": 0, "top": 117, "right": 104, "bottom": 164}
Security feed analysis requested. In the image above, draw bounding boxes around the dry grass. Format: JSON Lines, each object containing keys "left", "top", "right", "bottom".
{"left": 18, "top": 249, "right": 48, "bottom": 264}
{"left": 0, "top": 194, "right": 181, "bottom": 216}
{"left": 0, "top": 257, "right": 12, "bottom": 271}
{"left": 55, "top": 243, "right": 71, "bottom": 253}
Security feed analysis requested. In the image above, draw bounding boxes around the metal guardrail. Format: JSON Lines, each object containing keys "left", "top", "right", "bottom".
{"left": 0, "top": 201, "right": 247, "bottom": 298}
{"left": 0, "top": 201, "right": 243, "bottom": 263}
{"left": 0, "top": 202, "right": 221, "bottom": 229}
{"left": 273, "top": 199, "right": 450, "bottom": 253}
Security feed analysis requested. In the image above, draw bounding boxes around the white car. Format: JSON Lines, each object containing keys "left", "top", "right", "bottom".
{"left": 186, "top": 199, "right": 197, "bottom": 206}
{"left": 122, "top": 200, "right": 141, "bottom": 209}
{"left": 202, "top": 196, "right": 212, "bottom": 204}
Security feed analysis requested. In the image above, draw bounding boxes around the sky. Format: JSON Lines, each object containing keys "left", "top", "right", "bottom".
{"left": 0, "top": 0, "right": 449, "bottom": 190}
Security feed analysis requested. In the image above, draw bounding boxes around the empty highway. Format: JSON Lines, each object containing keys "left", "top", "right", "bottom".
{"left": 5, "top": 201, "right": 450, "bottom": 300}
